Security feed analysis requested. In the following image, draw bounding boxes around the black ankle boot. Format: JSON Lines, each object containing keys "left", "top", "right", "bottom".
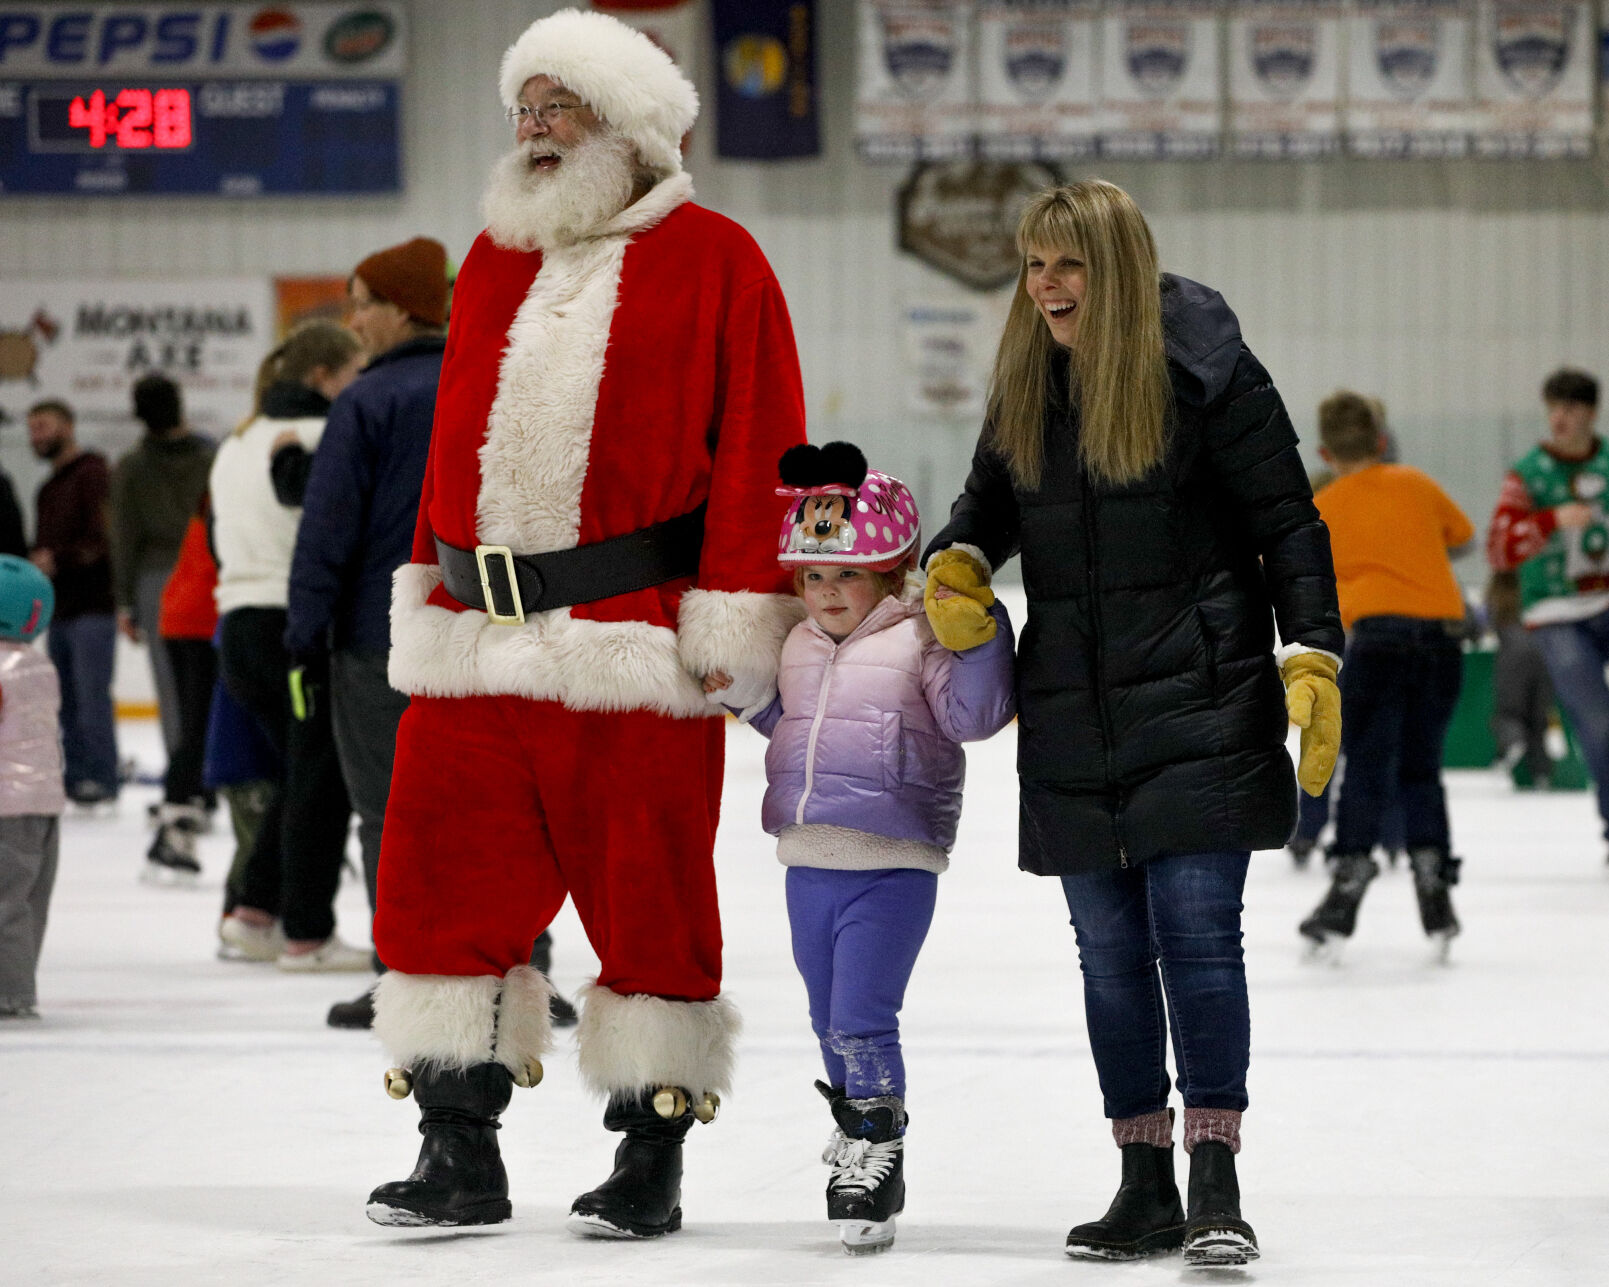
{"left": 1065, "top": 1143, "right": 1186, "bottom": 1259}
{"left": 1183, "top": 1141, "right": 1259, "bottom": 1266}
{"left": 366, "top": 1062, "right": 514, "bottom": 1226}
{"left": 567, "top": 1089, "right": 699, "bottom": 1239}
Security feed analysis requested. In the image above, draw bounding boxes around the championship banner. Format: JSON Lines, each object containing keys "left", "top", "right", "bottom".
{"left": 976, "top": 0, "right": 1100, "bottom": 161}
{"left": 713, "top": 0, "right": 820, "bottom": 159}
{"left": 856, "top": 0, "right": 976, "bottom": 161}
{"left": 1099, "top": 0, "right": 1223, "bottom": 158}
{"left": 1470, "top": 0, "right": 1593, "bottom": 157}
{"left": 0, "top": 278, "right": 273, "bottom": 453}
{"left": 1345, "top": 0, "right": 1474, "bottom": 157}
{"left": 1227, "top": 0, "right": 1343, "bottom": 157}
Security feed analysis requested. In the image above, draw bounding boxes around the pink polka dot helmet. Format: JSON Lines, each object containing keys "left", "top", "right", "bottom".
{"left": 775, "top": 442, "right": 920, "bottom": 572}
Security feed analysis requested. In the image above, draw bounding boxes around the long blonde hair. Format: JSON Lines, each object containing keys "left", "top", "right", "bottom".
{"left": 234, "top": 321, "right": 363, "bottom": 434}
{"left": 985, "top": 180, "right": 1172, "bottom": 490}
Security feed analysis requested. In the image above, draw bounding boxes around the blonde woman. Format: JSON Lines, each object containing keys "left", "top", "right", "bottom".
{"left": 922, "top": 180, "right": 1343, "bottom": 1267}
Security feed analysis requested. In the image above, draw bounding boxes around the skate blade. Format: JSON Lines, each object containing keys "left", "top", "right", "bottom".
{"left": 565, "top": 1209, "right": 680, "bottom": 1240}
{"left": 365, "top": 1200, "right": 510, "bottom": 1228}
{"left": 839, "top": 1218, "right": 895, "bottom": 1254}
{"left": 1430, "top": 930, "right": 1457, "bottom": 964}
{"left": 1184, "top": 1229, "right": 1259, "bottom": 1267}
{"left": 1066, "top": 1227, "right": 1184, "bottom": 1260}
{"left": 1300, "top": 933, "right": 1344, "bottom": 965}
{"left": 140, "top": 863, "right": 200, "bottom": 889}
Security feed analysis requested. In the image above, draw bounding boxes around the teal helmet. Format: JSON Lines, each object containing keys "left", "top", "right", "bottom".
{"left": 0, "top": 555, "right": 53, "bottom": 642}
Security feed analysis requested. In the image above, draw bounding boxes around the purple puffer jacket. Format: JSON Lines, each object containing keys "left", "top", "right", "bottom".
{"left": 747, "top": 589, "right": 1015, "bottom": 851}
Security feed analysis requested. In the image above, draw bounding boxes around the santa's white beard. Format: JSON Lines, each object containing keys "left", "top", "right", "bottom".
{"left": 481, "top": 128, "right": 640, "bottom": 252}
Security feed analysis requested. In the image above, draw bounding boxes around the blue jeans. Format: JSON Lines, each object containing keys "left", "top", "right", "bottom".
{"left": 46, "top": 613, "right": 119, "bottom": 796}
{"left": 1060, "top": 851, "right": 1250, "bottom": 1119}
{"left": 1331, "top": 616, "right": 1463, "bottom": 856}
{"left": 1533, "top": 608, "right": 1609, "bottom": 839}
{"left": 785, "top": 865, "right": 937, "bottom": 1101}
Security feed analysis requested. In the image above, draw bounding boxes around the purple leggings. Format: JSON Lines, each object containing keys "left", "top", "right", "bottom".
{"left": 785, "top": 865, "right": 938, "bottom": 1101}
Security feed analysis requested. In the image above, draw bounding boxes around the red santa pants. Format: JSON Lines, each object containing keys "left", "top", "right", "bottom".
{"left": 374, "top": 693, "right": 725, "bottom": 1000}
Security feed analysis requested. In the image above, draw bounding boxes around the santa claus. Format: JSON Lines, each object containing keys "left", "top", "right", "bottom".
{"left": 364, "top": 9, "right": 807, "bottom": 1239}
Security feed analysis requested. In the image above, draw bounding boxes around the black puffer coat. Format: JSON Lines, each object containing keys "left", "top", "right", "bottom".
{"left": 926, "top": 275, "right": 1343, "bottom": 875}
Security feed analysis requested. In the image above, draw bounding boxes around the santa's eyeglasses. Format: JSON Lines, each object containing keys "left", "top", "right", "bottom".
{"left": 504, "top": 101, "right": 585, "bottom": 126}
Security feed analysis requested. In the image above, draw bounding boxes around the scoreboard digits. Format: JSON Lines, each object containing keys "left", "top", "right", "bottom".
{"left": 66, "top": 88, "right": 193, "bottom": 149}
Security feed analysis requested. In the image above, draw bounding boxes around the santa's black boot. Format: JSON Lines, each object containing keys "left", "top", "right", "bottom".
{"left": 1299, "top": 852, "right": 1379, "bottom": 948}
{"left": 1409, "top": 847, "right": 1462, "bottom": 951}
{"left": 1182, "top": 1142, "right": 1259, "bottom": 1266}
{"left": 567, "top": 1087, "right": 715, "bottom": 1238}
{"left": 1065, "top": 1142, "right": 1186, "bottom": 1260}
{"left": 366, "top": 1062, "right": 514, "bottom": 1227}
{"left": 822, "top": 1089, "right": 906, "bottom": 1255}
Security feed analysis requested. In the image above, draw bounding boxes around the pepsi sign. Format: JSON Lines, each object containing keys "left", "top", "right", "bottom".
{"left": 0, "top": 3, "right": 405, "bottom": 77}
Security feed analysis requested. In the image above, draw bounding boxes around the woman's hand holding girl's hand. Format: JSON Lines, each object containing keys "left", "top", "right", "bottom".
{"left": 701, "top": 670, "right": 732, "bottom": 695}
{"left": 924, "top": 548, "right": 997, "bottom": 650}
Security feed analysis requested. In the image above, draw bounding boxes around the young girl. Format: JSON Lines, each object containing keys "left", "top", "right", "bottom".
{"left": 705, "top": 442, "right": 1016, "bottom": 1256}
{"left": 0, "top": 555, "right": 61, "bottom": 1019}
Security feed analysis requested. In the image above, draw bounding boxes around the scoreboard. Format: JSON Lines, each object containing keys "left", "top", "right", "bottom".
{"left": 0, "top": 3, "right": 405, "bottom": 195}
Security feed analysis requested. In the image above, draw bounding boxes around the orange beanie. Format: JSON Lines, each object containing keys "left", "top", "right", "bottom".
{"left": 352, "top": 237, "right": 448, "bottom": 326}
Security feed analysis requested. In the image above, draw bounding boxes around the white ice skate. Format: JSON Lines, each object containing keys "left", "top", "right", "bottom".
{"left": 838, "top": 1215, "right": 896, "bottom": 1255}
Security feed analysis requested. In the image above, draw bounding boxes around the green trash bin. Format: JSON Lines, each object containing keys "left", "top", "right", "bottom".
{"left": 1443, "top": 645, "right": 1588, "bottom": 788}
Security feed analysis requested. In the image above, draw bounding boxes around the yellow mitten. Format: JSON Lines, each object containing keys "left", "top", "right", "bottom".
{"left": 1281, "top": 651, "right": 1341, "bottom": 796}
{"left": 925, "top": 548, "right": 996, "bottom": 651}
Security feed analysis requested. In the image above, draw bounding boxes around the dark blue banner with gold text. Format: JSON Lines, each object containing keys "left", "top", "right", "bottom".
{"left": 713, "top": 0, "right": 819, "bottom": 159}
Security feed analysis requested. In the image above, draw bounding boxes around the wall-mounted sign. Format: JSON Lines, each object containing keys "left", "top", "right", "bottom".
{"left": 0, "top": 3, "right": 406, "bottom": 195}
{"left": 898, "top": 160, "right": 1060, "bottom": 291}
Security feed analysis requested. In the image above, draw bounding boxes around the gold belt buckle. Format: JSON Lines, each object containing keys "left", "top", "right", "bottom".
{"left": 474, "top": 544, "right": 525, "bottom": 626}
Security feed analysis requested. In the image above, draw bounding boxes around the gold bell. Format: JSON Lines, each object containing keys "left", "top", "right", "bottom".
{"left": 652, "top": 1086, "right": 689, "bottom": 1119}
{"left": 691, "top": 1092, "right": 720, "bottom": 1124}
{"left": 513, "top": 1058, "right": 544, "bottom": 1089}
{"left": 384, "top": 1068, "right": 412, "bottom": 1100}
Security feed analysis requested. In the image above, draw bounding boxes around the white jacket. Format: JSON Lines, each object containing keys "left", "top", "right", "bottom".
{"left": 210, "top": 414, "right": 326, "bottom": 614}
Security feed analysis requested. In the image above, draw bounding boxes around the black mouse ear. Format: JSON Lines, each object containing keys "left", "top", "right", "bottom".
{"left": 817, "top": 442, "right": 869, "bottom": 490}
{"left": 778, "top": 443, "right": 823, "bottom": 487}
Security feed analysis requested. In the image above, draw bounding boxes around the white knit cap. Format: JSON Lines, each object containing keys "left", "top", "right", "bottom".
{"left": 499, "top": 8, "right": 698, "bottom": 178}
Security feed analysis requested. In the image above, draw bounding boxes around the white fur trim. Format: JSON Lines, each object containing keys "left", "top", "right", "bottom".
{"left": 1274, "top": 643, "right": 1343, "bottom": 671}
{"left": 677, "top": 588, "right": 805, "bottom": 692}
{"left": 575, "top": 983, "right": 741, "bottom": 1099}
{"left": 477, "top": 236, "right": 623, "bottom": 553}
{"left": 373, "top": 965, "right": 554, "bottom": 1075}
{"left": 388, "top": 562, "right": 714, "bottom": 715}
{"left": 499, "top": 9, "right": 698, "bottom": 178}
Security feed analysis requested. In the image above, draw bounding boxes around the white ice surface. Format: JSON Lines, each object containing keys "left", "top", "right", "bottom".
{"left": 5, "top": 717, "right": 1608, "bottom": 1286}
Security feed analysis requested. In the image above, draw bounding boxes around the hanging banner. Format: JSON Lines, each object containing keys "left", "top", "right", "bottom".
{"left": 1470, "top": 0, "right": 1593, "bottom": 157}
{"left": 0, "top": 278, "right": 272, "bottom": 453}
{"left": 856, "top": 0, "right": 976, "bottom": 161}
{"left": 976, "top": 0, "right": 1100, "bottom": 160}
{"left": 897, "top": 161, "right": 1062, "bottom": 290}
{"left": 1346, "top": 0, "right": 1474, "bottom": 157}
{"left": 902, "top": 300, "right": 996, "bottom": 415}
{"left": 1099, "top": 0, "right": 1223, "bottom": 158}
{"left": 1227, "top": 0, "right": 1343, "bottom": 157}
{"left": 713, "top": 0, "right": 820, "bottom": 158}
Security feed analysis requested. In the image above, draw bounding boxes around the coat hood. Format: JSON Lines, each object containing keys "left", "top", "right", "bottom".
{"left": 1162, "top": 273, "right": 1242, "bottom": 408}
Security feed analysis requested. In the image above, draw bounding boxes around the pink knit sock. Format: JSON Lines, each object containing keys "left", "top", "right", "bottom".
{"left": 1182, "top": 1107, "right": 1241, "bottom": 1154}
{"left": 1111, "top": 1108, "right": 1173, "bottom": 1149}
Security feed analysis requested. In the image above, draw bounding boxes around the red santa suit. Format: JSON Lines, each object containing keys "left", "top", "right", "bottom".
{"left": 371, "top": 28, "right": 805, "bottom": 1106}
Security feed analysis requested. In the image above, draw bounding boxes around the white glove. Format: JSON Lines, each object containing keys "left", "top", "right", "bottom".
{"left": 704, "top": 667, "right": 776, "bottom": 722}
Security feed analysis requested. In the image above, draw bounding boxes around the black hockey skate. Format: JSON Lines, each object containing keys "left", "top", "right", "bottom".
{"left": 1065, "top": 1142, "right": 1186, "bottom": 1260}
{"left": 1286, "top": 835, "right": 1316, "bottom": 869}
{"left": 366, "top": 1062, "right": 514, "bottom": 1227}
{"left": 1182, "top": 1141, "right": 1259, "bottom": 1267}
{"left": 142, "top": 803, "right": 202, "bottom": 885}
{"left": 1409, "top": 847, "right": 1462, "bottom": 958}
{"left": 1299, "top": 852, "right": 1379, "bottom": 954}
{"left": 567, "top": 1086, "right": 717, "bottom": 1239}
{"left": 819, "top": 1081, "right": 906, "bottom": 1255}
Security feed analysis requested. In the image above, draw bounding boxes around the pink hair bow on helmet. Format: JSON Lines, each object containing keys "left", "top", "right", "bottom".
{"left": 775, "top": 442, "right": 921, "bottom": 572}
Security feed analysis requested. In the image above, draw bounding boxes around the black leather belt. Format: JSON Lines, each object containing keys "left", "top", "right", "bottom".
{"left": 435, "top": 504, "right": 706, "bottom": 625}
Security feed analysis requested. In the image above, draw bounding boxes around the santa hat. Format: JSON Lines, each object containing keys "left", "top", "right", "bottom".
{"left": 499, "top": 9, "right": 698, "bottom": 179}
{"left": 353, "top": 237, "right": 449, "bottom": 327}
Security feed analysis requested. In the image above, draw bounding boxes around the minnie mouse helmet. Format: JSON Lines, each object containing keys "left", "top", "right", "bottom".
{"left": 776, "top": 442, "right": 920, "bottom": 572}
{"left": 0, "top": 555, "right": 53, "bottom": 643}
